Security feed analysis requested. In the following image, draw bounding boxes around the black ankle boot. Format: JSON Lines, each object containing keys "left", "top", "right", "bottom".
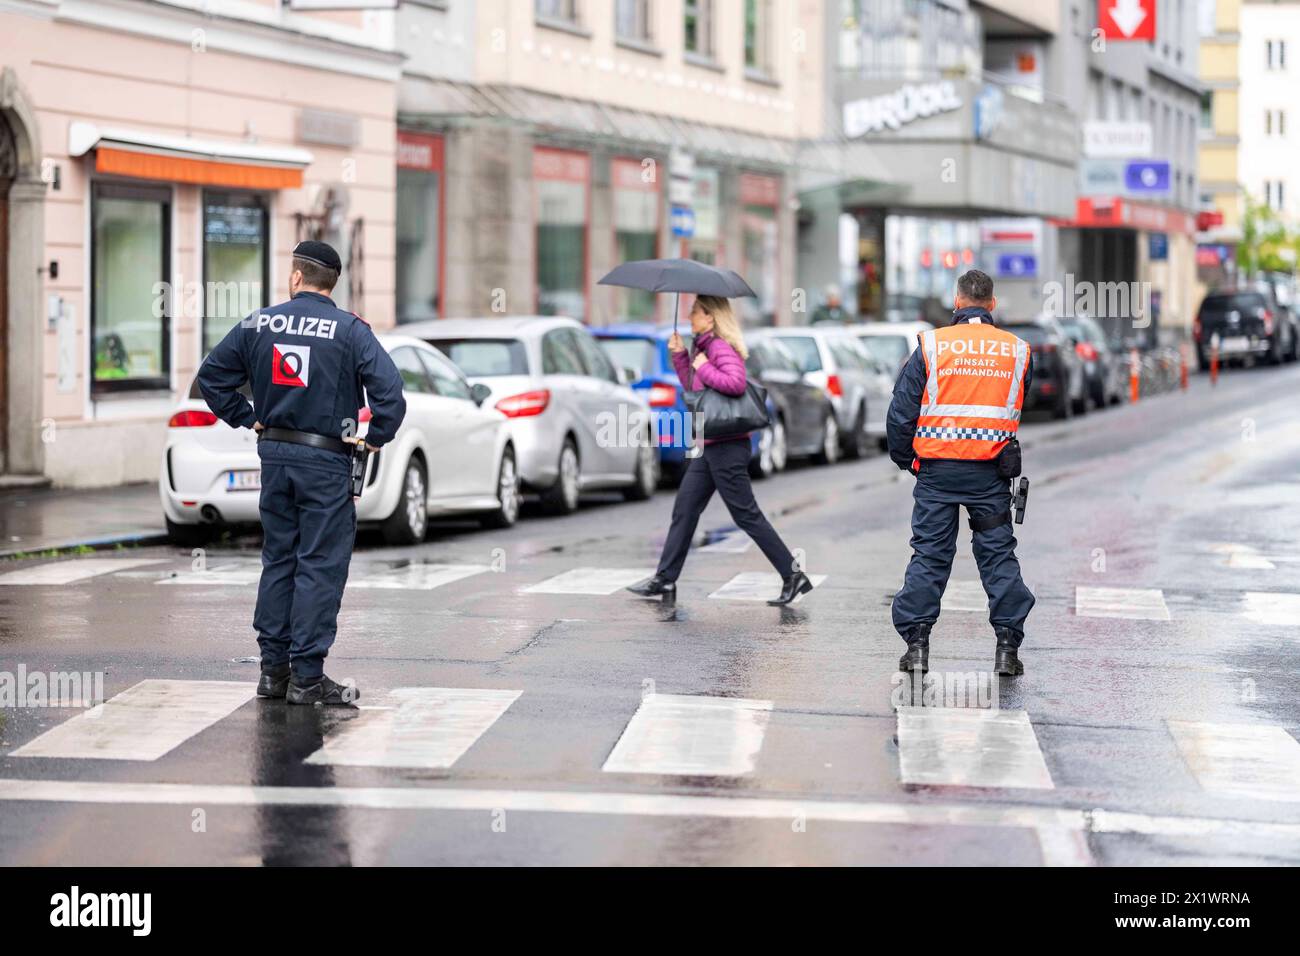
{"left": 768, "top": 571, "right": 814, "bottom": 606}
{"left": 256, "top": 663, "right": 290, "bottom": 699}
{"left": 994, "top": 627, "right": 1024, "bottom": 676}
{"left": 898, "top": 623, "right": 931, "bottom": 673}
{"left": 627, "top": 575, "right": 676, "bottom": 598}
{"left": 286, "top": 675, "right": 360, "bottom": 706}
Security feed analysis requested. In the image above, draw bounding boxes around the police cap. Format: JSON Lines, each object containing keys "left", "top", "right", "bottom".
{"left": 292, "top": 240, "right": 343, "bottom": 274}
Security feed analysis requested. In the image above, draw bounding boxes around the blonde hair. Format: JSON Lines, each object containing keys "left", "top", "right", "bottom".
{"left": 695, "top": 295, "right": 749, "bottom": 359}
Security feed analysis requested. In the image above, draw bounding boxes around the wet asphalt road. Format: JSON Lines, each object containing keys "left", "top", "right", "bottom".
{"left": 1, "top": 362, "right": 1299, "bottom": 866}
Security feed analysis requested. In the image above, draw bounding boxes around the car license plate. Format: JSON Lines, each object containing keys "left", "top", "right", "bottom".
{"left": 1219, "top": 336, "right": 1250, "bottom": 353}
{"left": 227, "top": 469, "right": 261, "bottom": 491}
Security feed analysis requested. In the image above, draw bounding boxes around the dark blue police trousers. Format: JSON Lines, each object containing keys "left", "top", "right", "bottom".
{"left": 891, "top": 460, "right": 1034, "bottom": 646}
{"left": 252, "top": 440, "right": 356, "bottom": 680}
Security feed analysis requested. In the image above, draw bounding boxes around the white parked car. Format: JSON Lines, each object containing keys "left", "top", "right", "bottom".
{"left": 160, "top": 335, "right": 521, "bottom": 546}
{"left": 401, "top": 316, "right": 658, "bottom": 513}
{"left": 849, "top": 321, "right": 934, "bottom": 378}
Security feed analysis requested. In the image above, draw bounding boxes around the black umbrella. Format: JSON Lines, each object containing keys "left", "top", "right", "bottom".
{"left": 598, "top": 257, "right": 756, "bottom": 331}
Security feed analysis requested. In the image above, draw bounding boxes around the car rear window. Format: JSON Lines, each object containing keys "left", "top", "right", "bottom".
{"left": 778, "top": 336, "right": 822, "bottom": 372}
{"left": 859, "top": 334, "right": 911, "bottom": 369}
{"left": 1004, "top": 325, "right": 1050, "bottom": 345}
{"left": 425, "top": 338, "right": 529, "bottom": 376}
{"left": 598, "top": 337, "right": 659, "bottom": 382}
{"left": 1200, "top": 293, "right": 1265, "bottom": 314}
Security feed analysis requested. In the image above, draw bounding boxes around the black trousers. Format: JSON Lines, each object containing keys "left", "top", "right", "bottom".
{"left": 657, "top": 438, "right": 796, "bottom": 582}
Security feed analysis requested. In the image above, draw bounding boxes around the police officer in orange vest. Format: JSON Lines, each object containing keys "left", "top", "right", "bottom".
{"left": 886, "top": 270, "right": 1035, "bottom": 676}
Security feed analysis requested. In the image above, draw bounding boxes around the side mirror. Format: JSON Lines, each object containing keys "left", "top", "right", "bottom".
{"left": 470, "top": 383, "right": 492, "bottom": 406}
{"left": 619, "top": 366, "right": 639, "bottom": 386}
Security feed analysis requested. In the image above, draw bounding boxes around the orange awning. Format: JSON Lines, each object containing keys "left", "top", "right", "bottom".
{"left": 95, "top": 147, "right": 304, "bottom": 190}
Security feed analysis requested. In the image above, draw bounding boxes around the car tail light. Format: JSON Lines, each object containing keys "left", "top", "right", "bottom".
{"left": 1038, "top": 342, "right": 1057, "bottom": 354}
{"left": 168, "top": 410, "right": 218, "bottom": 428}
{"left": 1075, "top": 341, "right": 1098, "bottom": 362}
{"left": 826, "top": 374, "right": 843, "bottom": 398}
{"left": 358, "top": 407, "right": 373, "bottom": 423}
{"left": 1261, "top": 309, "right": 1274, "bottom": 335}
{"left": 647, "top": 383, "right": 677, "bottom": 407}
{"left": 1193, "top": 316, "right": 1202, "bottom": 341}
{"left": 495, "top": 389, "right": 551, "bottom": 418}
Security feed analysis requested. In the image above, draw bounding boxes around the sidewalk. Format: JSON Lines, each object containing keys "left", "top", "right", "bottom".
{"left": 0, "top": 483, "right": 168, "bottom": 558}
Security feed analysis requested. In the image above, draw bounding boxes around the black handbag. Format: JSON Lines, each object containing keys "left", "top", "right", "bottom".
{"left": 684, "top": 347, "right": 772, "bottom": 440}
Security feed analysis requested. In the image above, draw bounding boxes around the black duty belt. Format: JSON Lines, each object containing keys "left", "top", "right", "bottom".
{"left": 258, "top": 427, "right": 350, "bottom": 455}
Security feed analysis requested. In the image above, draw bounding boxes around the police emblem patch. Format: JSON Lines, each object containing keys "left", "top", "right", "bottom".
{"left": 272, "top": 344, "right": 311, "bottom": 388}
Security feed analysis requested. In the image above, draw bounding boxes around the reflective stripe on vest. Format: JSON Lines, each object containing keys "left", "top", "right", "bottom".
{"left": 913, "top": 322, "right": 1029, "bottom": 461}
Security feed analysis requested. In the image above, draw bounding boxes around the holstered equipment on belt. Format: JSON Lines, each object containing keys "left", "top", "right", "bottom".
{"left": 968, "top": 508, "right": 1013, "bottom": 533}
{"left": 995, "top": 437, "right": 1022, "bottom": 479}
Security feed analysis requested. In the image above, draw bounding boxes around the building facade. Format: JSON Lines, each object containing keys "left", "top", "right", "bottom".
{"left": 0, "top": 0, "right": 400, "bottom": 487}
{"left": 1238, "top": 1, "right": 1300, "bottom": 225}
{"left": 1197, "top": 0, "right": 1242, "bottom": 284}
{"left": 394, "top": 0, "right": 825, "bottom": 329}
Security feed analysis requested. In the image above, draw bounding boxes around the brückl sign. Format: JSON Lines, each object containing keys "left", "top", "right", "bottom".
{"left": 842, "top": 81, "right": 963, "bottom": 137}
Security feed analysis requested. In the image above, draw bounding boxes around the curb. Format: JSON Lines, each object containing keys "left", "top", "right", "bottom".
{"left": 0, "top": 530, "right": 171, "bottom": 561}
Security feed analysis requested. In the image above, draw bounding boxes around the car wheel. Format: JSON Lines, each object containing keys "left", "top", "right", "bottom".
{"left": 623, "top": 430, "right": 659, "bottom": 501}
{"left": 815, "top": 414, "right": 841, "bottom": 464}
{"left": 165, "top": 516, "right": 213, "bottom": 547}
{"left": 770, "top": 417, "right": 789, "bottom": 473}
{"left": 381, "top": 456, "right": 428, "bottom": 546}
{"left": 1053, "top": 382, "right": 1073, "bottom": 420}
{"left": 842, "top": 405, "right": 871, "bottom": 459}
{"left": 750, "top": 425, "right": 775, "bottom": 479}
{"left": 1268, "top": 334, "right": 1284, "bottom": 365}
{"left": 481, "top": 447, "right": 521, "bottom": 529}
{"left": 541, "top": 438, "right": 581, "bottom": 514}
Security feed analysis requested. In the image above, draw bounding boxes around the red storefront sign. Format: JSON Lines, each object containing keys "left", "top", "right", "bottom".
{"left": 612, "top": 156, "right": 658, "bottom": 192}
{"left": 739, "top": 172, "right": 780, "bottom": 207}
{"left": 1196, "top": 210, "right": 1224, "bottom": 231}
{"left": 1057, "top": 197, "right": 1194, "bottom": 235}
{"left": 1098, "top": 0, "right": 1155, "bottom": 42}
{"left": 397, "top": 131, "right": 444, "bottom": 172}
{"left": 534, "top": 147, "right": 591, "bottom": 183}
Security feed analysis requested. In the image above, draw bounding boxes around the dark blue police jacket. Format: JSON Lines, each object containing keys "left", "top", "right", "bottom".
{"left": 885, "top": 306, "right": 1033, "bottom": 482}
{"left": 197, "top": 291, "right": 406, "bottom": 462}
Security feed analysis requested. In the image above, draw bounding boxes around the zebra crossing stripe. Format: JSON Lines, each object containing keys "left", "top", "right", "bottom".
{"left": 1168, "top": 720, "right": 1300, "bottom": 802}
{"left": 896, "top": 707, "right": 1055, "bottom": 790}
{"left": 305, "top": 688, "right": 521, "bottom": 769}
{"left": 1074, "top": 586, "right": 1171, "bottom": 621}
{"left": 0, "top": 558, "right": 165, "bottom": 586}
{"left": 157, "top": 563, "right": 262, "bottom": 586}
{"left": 941, "top": 580, "right": 989, "bottom": 613}
{"left": 521, "top": 568, "right": 656, "bottom": 596}
{"left": 602, "top": 694, "right": 773, "bottom": 777}
{"left": 698, "top": 532, "right": 753, "bottom": 554}
{"left": 9, "top": 680, "right": 254, "bottom": 761}
{"left": 708, "top": 572, "right": 827, "bottom": 603}
{"left": 1241, "top": 592, "right": 1300, "bottom": 626}
{"left": 348, "top": 564, "right": 491, "bottom": 590}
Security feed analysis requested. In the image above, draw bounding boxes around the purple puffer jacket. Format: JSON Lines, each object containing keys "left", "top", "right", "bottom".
{"left": 671, "top": 330, "right": 750, "bottom": 445}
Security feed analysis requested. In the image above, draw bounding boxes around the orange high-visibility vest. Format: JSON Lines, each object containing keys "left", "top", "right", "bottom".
{"left": 912, "top": 319, "right": 1029, "bottom": 461}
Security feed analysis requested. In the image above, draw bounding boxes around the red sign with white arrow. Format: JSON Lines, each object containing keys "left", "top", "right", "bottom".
{"left": 1099, "top": 0, "right": 1156, "bottom": 41}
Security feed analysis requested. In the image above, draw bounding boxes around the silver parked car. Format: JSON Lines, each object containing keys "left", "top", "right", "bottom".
{"left": 747, "top": 327, "right": 888, "bottom": 461}
{"left": 401, "top": 316, "right": 658, "bottom": 513}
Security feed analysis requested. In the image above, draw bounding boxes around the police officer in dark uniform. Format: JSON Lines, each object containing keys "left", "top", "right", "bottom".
{"left": 198, "top": 241, "right": 406, "bottom": 705}
{"left": 886, "top": 270, "right": 1035, "bottom": 676}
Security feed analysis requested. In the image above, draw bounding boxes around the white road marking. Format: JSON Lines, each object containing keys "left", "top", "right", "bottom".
{"left": 1210, "top": 543, "right": 1278, "bottom": 569}
{"left": 708, "top": 572, "right": 827, "bottom": 603}
{"left": 2, "top": 779, "right": 1298, "bottom": 848}
{"left": 1241, "top": 592, "right": 1300, "bottom": 626}
{"left": 1168, "top": 720, "right": 1300, "bottom": 802}
{"left": 698, "top": 533, "right": 753, "bottom": 554}
{"left": 942, "top": 580, "right": 989, "bottom": 613}
{"left": 0, "top": 558, "right": 164, "bottom": 586}
{"left": 305, "top": 688, "right": 520, "bottom": 769}
{"left": 1035, "top": 826, "right": 1095, "bottom": 866}
{"left": 521, "top": 567, "right": 655, "bottom": 595}
{"left": 897, "top": 707, "right": 1054, "bottom": 790}
{"left": 157, "top": 563, "right": 263, "bottom": 586}
{"left": 9, "top": 680, "right": 254, "bottom": 761}
{"left": 603, "top": 694, "right": 772, "bottom": 777}
{"left": 348, "top": 564, "right": 490, "bottom": 591}
{"left": 1074, "top": 586, "right": 1170, "bottom": 621}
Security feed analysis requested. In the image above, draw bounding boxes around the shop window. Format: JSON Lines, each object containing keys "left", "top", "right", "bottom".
{"left": 611, "top": 157, "right": 660, "bottom": 322}
{"left": 738, "top": 173, "right": 780, "bottom": 326}
{"left": 202, "top": 191, "right": 268, "bottom": 357}
{"left": 91, "top": 182, "right": 171, "bottom": 393}
{"left": 688, "top": 166, "right": 721, "bottom": 265}
{"left": 397, "top": 132, "right": 445, "bottom": 324}
{"left": 534, "top": 148, "right": 590, "bottom": 322}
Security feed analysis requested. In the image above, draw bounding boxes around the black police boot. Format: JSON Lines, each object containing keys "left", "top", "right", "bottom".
{"left": 994, "top": 628, "right": 1024, "bottom": 676}
{"left": 627, "top": 575, "right": 676, "bottom": 598}
{"left": 256, "top": 663, "right": 291, "bottom": 699}
{"left": 286, "top": 675, "right": 360, "bottom": 706}
{"left": 768, "top": 571, "right": 814, "bottom": 606}
{"left": 898, "top": 623, "right": 931, "bottom": 673}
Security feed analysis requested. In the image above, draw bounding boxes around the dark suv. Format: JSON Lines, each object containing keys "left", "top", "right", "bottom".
{"left": 1194, "top": 285, "right": 1298, "bottom": 368}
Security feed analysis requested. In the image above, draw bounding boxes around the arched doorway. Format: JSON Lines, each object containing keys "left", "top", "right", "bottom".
{"left": 0, "top": 67, "right": 45, "bottom": 477}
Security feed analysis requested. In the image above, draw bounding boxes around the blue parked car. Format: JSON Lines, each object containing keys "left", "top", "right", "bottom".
{"left": 595, "top": 323, "right": 777, "bottom": 481}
